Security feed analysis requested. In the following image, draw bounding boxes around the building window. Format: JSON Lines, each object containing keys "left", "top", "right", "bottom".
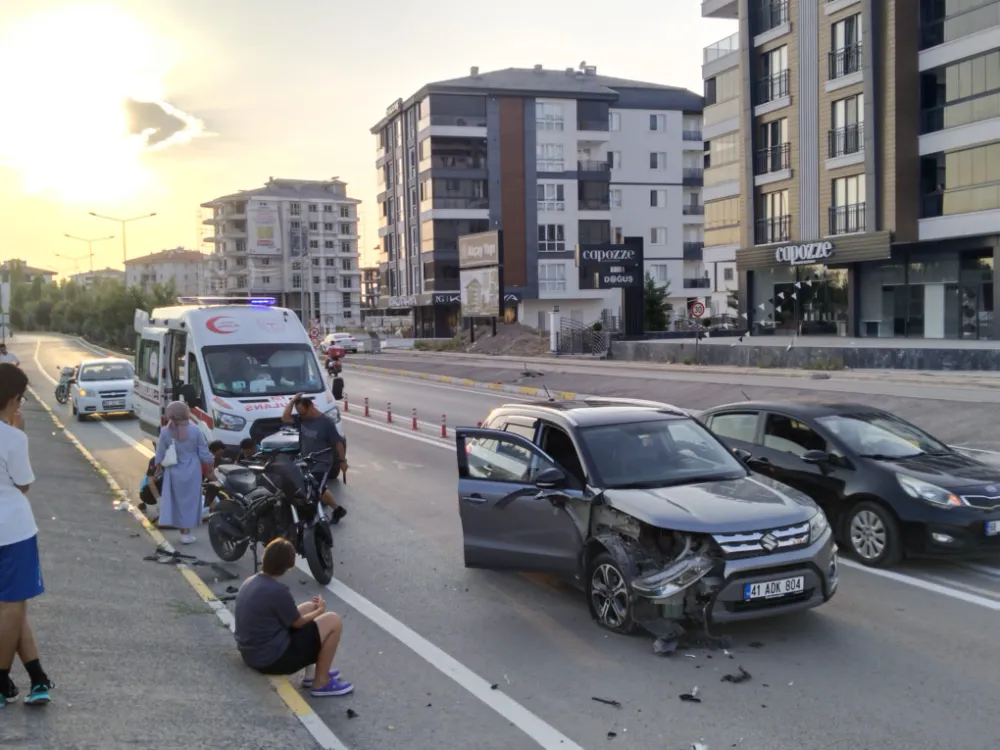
{"left": 309, "top": 222, "right": 318, "bottom": 231}
{"left": 262, "top": 275, "right": 271, "bottom": 284}
{"left": 757, "top": 189, "right": 790, "bottom": 243}
{"left": 649, "top": 264, "right": 670, "bottom": 284}
{"left": 537, "top": 143, "right": 565, "bottom": 172}
{"left": 536, "top": 102, "right": 565, "bottom": 131}
{"left": 342, "top": 292, "right": 352, "bottom": 309}
{"left": 326, "top": 275, "right": 336, "bottom": 284}
{"left": 340, "top": 205, "right": 350, "bottom": 218}
{"left": 830, "top": 175, "right": 866, "bottom": 235}
{"left": 609, "top": 112, "right": 621, "bottom": 131}
{"left": 758, "top": 0, "right": 789, "bottom": 34}
{"left": 235, "top": 258, "right": 247, "bottom": 267}
{"left": 705, "top": 77, "right": 717, "bottom": 106}
{"left": 323, "top": 204, "right": 333, "bottom": 213}
{"left": 830, "top": 94, "right": 865, "bottom": 157}
{"left": 757, "top": 118, "right": 790, "bottom": 174}
{"left": 650, "top": 189, "right": 667, "bottom": 207}
{"left": 340, "top": 223, "right": 353, "bottom": 234}
{"left": 323, "top": 222, "right": 333, "bottom": 231}
{"left": 650, "top": 227, "right": 668, "bottom": 245}
{"left": 235, "top": 240, "right": 246, "bottom": 252}
{"left": 758, "top": 45, "right": 789, "bottom": 104}
{"left": 341, "top": 258, "right": 352, "bottom": 270}
{"left": 538, "top": 224, "right": 566, "bottom": 252}
{"left": 610, "top": 189, "right": 622, "bottom": 207}
{"left": 538, "top": 263, "right": 567, "bottom": 291}
{"left": 260, "top": 258, "right": 271, "bottom": 266}
{"left": 313, "top": 275, "right": 320, "bottom": 284}
{"left": 309, "top": 240, "right": 319, "bottom": 249}
{"left": 607, "top": 151, "right": 621, "bottom": 169}
{"left": 292, "top": 274, "right": 302, "bottom": 288}
{"left": 650, "top": 152, "right": 666, "bottom": 169}
{"left": 723, "top": 267, "right": 734, "bottom": 281}
{"left": 342, "top": 277, "right": 353, "bottom": 289}
{"left": 324, "top": 240, "right": 334, "bottom": 249}
{"left": 537, "top": 183, "right": 565, "bottom": 211}
{"left": 308, "top": 204, "right": 318, "bottom": 213}
{"left": 649, "top": 114, "right": 666, "bottom": 131}
{"left": 830, "top": 14, "right": 863, "bottom": 79}
{"left": 920, "top": 50, "right": 1000, "bottom": 134}
{"left": 290, "top": 203, "right": 301, "bottom": 215}
{"left": 290, "top": 220, "right": 300, "bottom": 230}
{"left": 311, "top": 258, "right": 320, "bottom": 267}
{"left": 341, "top": 241, "right": 352, "bottom": 253}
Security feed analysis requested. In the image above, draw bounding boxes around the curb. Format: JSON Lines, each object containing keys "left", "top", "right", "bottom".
{"left": 345, "top": 362, "right": 580, "bottom": 401}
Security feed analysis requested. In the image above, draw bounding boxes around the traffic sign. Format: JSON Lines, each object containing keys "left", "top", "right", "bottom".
{"left": 690, "top": 301, "right": 706, "bottom": 318}
{"left": 309, "top": 324, "right": 322, "bottom": 342}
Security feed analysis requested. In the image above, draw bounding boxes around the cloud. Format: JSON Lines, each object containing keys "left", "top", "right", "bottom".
{"left": 123, "top": 98, "right": 207, "bottom": 148}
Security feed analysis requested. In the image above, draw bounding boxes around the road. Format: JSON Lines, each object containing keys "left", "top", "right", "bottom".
{"left": 19, "top": 334, "right": 1000, "bottom": 750}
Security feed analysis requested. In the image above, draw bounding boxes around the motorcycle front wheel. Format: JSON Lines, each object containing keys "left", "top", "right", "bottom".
{"left": 303, "top": 521, "right": 334, "bottom": 584}
{"left": 208, "top": 514, "right": 249, "bottom": 563}
{"left": 55, "top": 385, "right": 68, "bottom": 404}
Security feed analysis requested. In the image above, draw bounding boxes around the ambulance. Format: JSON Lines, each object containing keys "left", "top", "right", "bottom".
{"left": 132, "top": 296, "right": 343, "bottom": 452}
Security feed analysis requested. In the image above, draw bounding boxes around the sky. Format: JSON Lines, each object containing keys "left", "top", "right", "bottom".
{"left": 0, "top": 0, "right": 735, "bottom": 277}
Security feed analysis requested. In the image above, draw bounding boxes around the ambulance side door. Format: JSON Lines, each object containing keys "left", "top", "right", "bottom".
{"left": 135, "top": 330, "right": 169, "bottom": 440}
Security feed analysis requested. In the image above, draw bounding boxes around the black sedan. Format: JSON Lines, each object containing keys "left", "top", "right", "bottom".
{"left": 698, "top": 401, "right": 1000, "bottom": 568}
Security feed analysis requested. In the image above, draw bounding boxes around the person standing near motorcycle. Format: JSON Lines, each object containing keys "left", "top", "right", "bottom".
{"left": 280, "top": 394, "right": 347, "bottom": 523}
{"left": 154, "top": 401, "right": 214, "bottom": 544}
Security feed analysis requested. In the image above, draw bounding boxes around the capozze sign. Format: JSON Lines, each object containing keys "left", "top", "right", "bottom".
{"left": 579, "top": 247, "right": 637, "bottom": 263}
{"left": 775, "top": 241, "right": 834, "bottom": 266}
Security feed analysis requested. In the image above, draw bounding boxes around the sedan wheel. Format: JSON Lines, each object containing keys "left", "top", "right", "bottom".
{"left": 847, "top": 501, "right": 903, "bottom": 568}
{"left": 587, "top": 552, "right": 636, "bottom": 634}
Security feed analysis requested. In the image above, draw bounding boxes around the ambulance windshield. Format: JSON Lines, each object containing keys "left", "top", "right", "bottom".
{"left": 201, "top": 343, "right": 323, "bottom": 398}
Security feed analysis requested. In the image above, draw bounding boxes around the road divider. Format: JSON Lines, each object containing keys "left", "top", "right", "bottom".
{"left": 345, "top": 362, "right": 578, "bottom": 401}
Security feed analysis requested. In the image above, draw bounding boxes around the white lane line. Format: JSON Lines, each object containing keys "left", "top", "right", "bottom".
{"left": 839, "top": 559, "right": 1000, "bottom": 611}
{"left": 41, "top": 339, "right": 587, "bottom": 750}
{"left": 957, "top": 562, "right": 1000, "bottom": 579}
{"left": 294, "top": 559, "right": 585, "bottom": 750}
{"left": 917, "top": 571, "right": 1000, "bottom": 601}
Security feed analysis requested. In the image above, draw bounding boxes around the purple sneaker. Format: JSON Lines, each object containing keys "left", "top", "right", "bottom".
{"left": 310, "top": 677, "right": 354, "bottom": 697}
{"left": 302, "top": 669, "right": 340, "bottom": 689}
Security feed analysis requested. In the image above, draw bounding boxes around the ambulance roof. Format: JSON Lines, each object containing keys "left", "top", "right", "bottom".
{"left": 148, "top": 299, "right": 309, "bottom": 346}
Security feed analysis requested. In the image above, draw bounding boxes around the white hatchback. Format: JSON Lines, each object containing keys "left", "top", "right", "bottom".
{"left": 320, "top": 332, "right": 359, "bottom": 354}
{"left": 71, "top": 358, "right": 137, "bottom": 422}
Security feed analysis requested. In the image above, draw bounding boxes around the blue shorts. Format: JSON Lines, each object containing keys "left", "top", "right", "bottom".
{"left": 0, "top": 535, "right": 45, "bottom": 603}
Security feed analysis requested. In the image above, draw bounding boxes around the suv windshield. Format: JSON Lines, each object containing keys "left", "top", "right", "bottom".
{"left": 202, "top": 344, "right": 323, "bottom": 397}
{"left": 578, "top": 417, "right": 746, "bottom": 489}
{"left": 79, "top": 362, "right": 134, "bottom": 381}
{"left": 816, "top": 413, "right": 950, "bottom": 459}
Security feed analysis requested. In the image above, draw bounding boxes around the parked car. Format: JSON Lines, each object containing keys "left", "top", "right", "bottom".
{"left": 71, "top": 358, "right": 137, "bottom": 422}
{"left": 698, "top": 401, "right": 1000, "bottom": 567}
{"left": 320, "top": 332, "right": 358, "bottom": 354}
{"left": 455, "top": 398, "right": 838, "bottom": 636}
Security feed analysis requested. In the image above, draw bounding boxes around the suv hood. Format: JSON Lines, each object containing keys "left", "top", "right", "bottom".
{"left": 602, "top": 474, "right": 817, "bottom": 534}
{"left": 77, "top": 378, "right": 133, "bottom": 391}
{"left": 877, "top": 451, "right": 1000, "bottom": 489}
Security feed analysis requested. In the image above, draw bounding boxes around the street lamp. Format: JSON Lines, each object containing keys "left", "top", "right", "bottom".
{"left": 88, "top": 211, "right": 157, "bottom": 264}
{"left": 64, "top": 234, "right": 115, "bottom": 298}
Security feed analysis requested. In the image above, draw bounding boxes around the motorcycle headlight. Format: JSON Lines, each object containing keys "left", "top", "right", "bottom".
{"left": 213, "top": 410, "right": 246, "bottom": 432}
{"left": 896, "top": 474, "right": 964, "bottom": 508}
{"left": 809, "top": 510, "right": 830, "bottom": 542}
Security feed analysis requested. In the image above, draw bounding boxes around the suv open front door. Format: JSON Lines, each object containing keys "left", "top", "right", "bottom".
{"left": 135, "top": 329, "right": 170, "bottom": 440}
{"left": 455, "top": 427, "right": 586, "bottom": 575}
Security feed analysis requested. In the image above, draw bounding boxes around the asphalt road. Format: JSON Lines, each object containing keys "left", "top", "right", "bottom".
{"left": 17, "top": 334, "right": 1000, "bottom": 750}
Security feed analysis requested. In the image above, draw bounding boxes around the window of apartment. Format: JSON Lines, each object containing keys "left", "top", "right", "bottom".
{"left": 758, "top": 189, "right": 790, "bottom": 243}
{"left": 649, "top": 152, "right": 667, "bottom": 170}
{"left": 537, "top": 183, "right": 565, "bottom": 211}
{"left": 323, "top": 222, "right": 333, "bottom": 231}
{"left": 723, "top": 267, "right": 735, "bottom": 281}
{"left": 324, "top": 240, "right": 334, "bottom": 249}
{"left": 706, "top": 133, "right": 740, "bottom": 168}
{"left": 308, "top": 204, "right": 318, "bottom": 213}
{"left": 830, "top": 94, "right": 864, "bottom": 157}
{"left": 607, "top": 151, "right": 622, "bottom": 169}
{"left": 292, "top": 274, "right": 302, "bottom": 288}
{"left": 538, "top": 224, "right": 566, "bottom": 252}
{"left": 235, "top": 257, "right": 247, "bottom": 267}
{"left": 538, "top": 263, "right": 567, "bottom": 291}
{"left": 325, "top": 258, "right": 335, "bottom": 266}
{"left": 235, "top": 240, "right": 246, "bottom": 252}
{"left": 759, "top": 46, "right": 789, "bottom": 102}
{"left": 326, "top": 275, "right": 336, "bottom": 284}
{"left": 650, "top": 189, "right": 667, "bottom": 207}
{"left": 262, "top": 275, "right": 271, "bottom": 284}
{"left": 411, "top": 266, "right": 420, "bottom": 292}
{"left": 920, "top": 51, "right": 1000, "bottom": 134}
{"left": 649, "top": 264, "right": 670, "bottom": 285}
{"left": 237, "top": 275, "right": 247, "bottom": 288}
{"left": 341, "top": 291, "right": 353, "bottom": 311}
{"left": 341, "top": 241, "right": 352, "bottom": 253}
{"left": 537, "top": 143, "right": 565, "bottom": 172}
{"left": 649, "top": 114, "right": 666, "bottom": 131}
{"left": 758, "top": 118, "right": 789, "bottom": 172}
{"left": 290, "top": 203, "right": 301, "bottom": 215}
{"left": 340, "top": 223, "right": 353, "bottom": 234}
{"left": 309, "top": 240, "right": 319, "bottom": 249}
{"left": 830, "top": 14, "right": 863, "bottom": 79}
{"left": 323, "top": 204, "right": 333, "bottom": 213}
{"left": 341, "top": 258, "right": 352, "bottom": 270}
{"left": 831, "top": 175, "right": 866, "bottom": 234}
{"left": 650, "top": 227, "right": 668, "bottom": 245}
{"left": 608, "top": 112, "right": 621, "bottom": 131}
{"left": 312, "top": 258, "right": 320, "bottom": 267}
{"left": 259, "top": 258, "right": 271, "bottom": 266}
{"left": 340, "top": 205, "right": 350, "bottom": 218}
{"left": 290, "top": 220, "right": 300, "bottom": 230}
{"left": 312, "top": 275, "right": 320, "bottom": 284}
{"left": 706, "top": 197, "right": 740, "bottom": 228}
{"left": 308, "top": 221, "right": 318, "bottom": 231}
{"left": 706, "top": 68, "right": 740, "bottom": 106}
{"left": 536, "top": 102, "right": 565, "bottom": 131}
{"left": 342, "top": 277, "right": 353, "bottom": 289}
{"left": 833, "top": 13, "right": 862, "bottom": 51}
{"left": 610, "top": 188, "right": 622, "bottom": 207}
{"left": 705, "top": 77, "right": 717, "bottom": 106}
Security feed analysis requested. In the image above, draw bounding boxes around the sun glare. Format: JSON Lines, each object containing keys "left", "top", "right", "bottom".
{"left": 0, "top": 5, "right": 187, "bottom": 203}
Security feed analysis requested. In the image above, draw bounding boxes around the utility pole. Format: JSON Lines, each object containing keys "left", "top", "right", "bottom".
{"left": 63, "top": 234, "right": 115, "bottom": 299}
{"left": 88, "top": 211, "right": 157, "bottom": 264}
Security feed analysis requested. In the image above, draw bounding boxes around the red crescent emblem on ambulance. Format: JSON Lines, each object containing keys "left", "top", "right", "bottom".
{"left": 206, "top": 316, "right": 238, "bottom": 334}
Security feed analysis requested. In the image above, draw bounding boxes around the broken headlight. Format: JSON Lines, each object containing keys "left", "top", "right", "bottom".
{"left": 809, "top": 510, "right": 830, "bottom": 543}
{"left": 632, "top": 555, "right": 715, "bottom": 600}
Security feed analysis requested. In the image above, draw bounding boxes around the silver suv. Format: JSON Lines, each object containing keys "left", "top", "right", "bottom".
{"left": 455, "top": 398, "right": 839, "bottom": 636}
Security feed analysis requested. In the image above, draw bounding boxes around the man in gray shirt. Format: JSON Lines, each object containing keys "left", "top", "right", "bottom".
{"left": 281, "top": 393, "right": 348, "bottom": 523}
{"left": 233, "top": 538, "right": 352, "bottom": 697}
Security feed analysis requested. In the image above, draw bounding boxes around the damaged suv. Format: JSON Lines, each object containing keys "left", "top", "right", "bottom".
{"left": 455, "top": 398, "right": 838, "bottom": 637}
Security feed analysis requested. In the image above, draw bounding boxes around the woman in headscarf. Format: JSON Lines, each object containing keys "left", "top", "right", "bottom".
{"left": 155, "top": 401, "right": 213, "bottom": 545}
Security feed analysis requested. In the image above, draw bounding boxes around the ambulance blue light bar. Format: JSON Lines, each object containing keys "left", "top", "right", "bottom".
{"left": 178, "top": 296, "right": 276, "bottom": 307}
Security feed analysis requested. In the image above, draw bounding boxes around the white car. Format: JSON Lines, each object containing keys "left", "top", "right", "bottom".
{"left": 71, "top": 358, "right": 137, "bottom": 422}
{"left": 320, "top": 332, "right": 359, "bottom": 354}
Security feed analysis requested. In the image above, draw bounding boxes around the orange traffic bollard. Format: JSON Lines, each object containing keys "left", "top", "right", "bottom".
{"left": 412, "top": 408, "right": 418, "bottom": 430}
{"left": 344, "top": 394, "right": 348, "bottom": 412}
{"left": 364, "top": 397, "right": 369, "bottom": 417}
{"left": 387, "top": 401, "right": 392, "bottom": 423}
{"left": 441, "top": 414, "right": 447, "bottom": 438}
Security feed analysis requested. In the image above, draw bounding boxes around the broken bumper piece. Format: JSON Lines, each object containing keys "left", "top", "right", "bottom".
{"left": 631, "top": 555, "right": 715, "bottom": 601}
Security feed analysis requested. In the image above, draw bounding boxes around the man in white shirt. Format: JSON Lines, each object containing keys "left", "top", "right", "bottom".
{"left": 0, "top": 344, "right": 19, "bottom": 366}
{"left": 0, "top": 363, "right": 53, "bottom": 708}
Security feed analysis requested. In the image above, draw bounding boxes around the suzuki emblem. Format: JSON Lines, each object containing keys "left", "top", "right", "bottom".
{"left": 760, "top": 533, "right": 779, "bottom": 552}
{"left": 987, "top": 485, "right": 997, "bottom": 494}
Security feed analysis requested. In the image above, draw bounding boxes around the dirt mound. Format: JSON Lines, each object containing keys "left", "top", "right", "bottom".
{"left": 464, "top": 322, "right": 549, "bottom": 356}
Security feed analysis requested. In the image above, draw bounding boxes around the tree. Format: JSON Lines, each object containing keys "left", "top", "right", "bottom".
{"left": 643, "top": 272, "right": 671, "bottom": 331}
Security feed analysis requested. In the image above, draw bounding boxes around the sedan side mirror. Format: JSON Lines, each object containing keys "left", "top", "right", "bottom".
{"left": 802, "top": 449, "right": 830, "bottom": 464}
{"left": 535, "top": 466, "right": 566, "bottom": 490}
{"left": 732, "top": 448, "right": 752, "bottom": 462}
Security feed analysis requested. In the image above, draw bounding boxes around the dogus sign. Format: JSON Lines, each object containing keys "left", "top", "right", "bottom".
{"left": 775, "top": 241, "right": 834, "bottom": 266}
{"left": 576, "top": 243, "right": 643, "bottom": 290}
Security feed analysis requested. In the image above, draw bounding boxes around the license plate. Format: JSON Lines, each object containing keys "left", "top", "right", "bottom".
{"left": 987, "top": 521, "right": 1000, "bottom": 537}
{"left": 103, "top": 400, "right": 125, "bottom": 409}
{"left": 744, "top": 576, "right": 804, "bottom": 601}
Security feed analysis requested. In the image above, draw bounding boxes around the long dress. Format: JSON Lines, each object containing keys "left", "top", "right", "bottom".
{"left": 155, "top": 423, "right": 212, "bottom": 530}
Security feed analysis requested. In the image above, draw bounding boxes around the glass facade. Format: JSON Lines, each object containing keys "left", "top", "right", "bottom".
{"left": 750, "top": 265, "right": 849, "bottom": 335}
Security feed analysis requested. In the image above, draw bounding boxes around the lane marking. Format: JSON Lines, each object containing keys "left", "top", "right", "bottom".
{"left": 347, "top": 369, "right": 537, "bottom": 403}
{"left": 957, "top": 562, "right": 1000, "bottom": 579}
{"left": 839, "top": 559, "right": 1000, "bottom": 611}
{"left": 25, "top": 383, "right": 350, "bottom": 750}
{"left": 295, "top": 560, "right": 585, "bottom": 750}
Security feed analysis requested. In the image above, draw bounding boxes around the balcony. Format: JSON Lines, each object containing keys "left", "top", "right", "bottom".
{"left": 683, "top": 242, "right": 705, "bottom": 261}
{"left": 429, "top": 198, "right": 489, "bottom": 210}
{"left": 755, "top": 215, "right": 791, "bottom": 244}
{"left": 683, "top": 205, "right": 706, "bottom": 215}
{"left": 424, "top": 114, "right": 488, "bottom": 128}
{"left": 920, "top": 93, "right": 1000, "bottom": 134}
{"left": 578, "top": 198, "right": 610, "bottom": 211}
{"left": 828, "top": 43, "right": 863, "bottom": 80}
{"left": 703, "top": 0, "right": 738, "bottom": 20}
{"left": 704, "top": 31, "right": 740, "bottom": 63}
{"left": 755, "top": 143, "right": 791, "bottom": 174}
{"left": 577, "top": 119, "right": 610, "bottom": 133}
{"left": 921, "top": 183, "right": 1000, "bottom": 219}
{"left": 757, "top": 0, "right": 789, "bottom": 34}
{"left": 684, "top": 277, "right": 712, "bottom": 289}
{"left": 828, "top": 123, "right": 864, "bottom": 158}
{"left": 683, "top": 168, "right": 705, "bottom": 186}
{"left": 537, "top": 200, "right": 566, "bottom": 212}
{"left": 683, "top": 130, "right": 704, "bottom": 141}
{"left": 920, "top": 0, "right": 1000, "bottom": 50}
{"left": 829, "top": 203, "right": 866, "bottom": 235}
{"left": 577, "top": 160, "right": 610, "bottom": 173}
{"left": 756, "top": 70, "right": 790, "bottom": 105}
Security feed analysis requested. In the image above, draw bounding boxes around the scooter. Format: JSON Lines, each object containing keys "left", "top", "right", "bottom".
{"left": 55, "top": 366, "right": 76, "bottom": 405}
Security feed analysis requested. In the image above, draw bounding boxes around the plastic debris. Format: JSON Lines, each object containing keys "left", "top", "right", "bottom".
{"left": 721, "top": 667, "right": 752, "bottom": 684}
{"left": 679, "top": 687, "right": 701, "bottom": 703}
{"left": 346, "top": 709, "right": 358, "bottom": 719}
{"left": 607, "top": 731, "right": 617, "bottom": 738}
{"left": 653, "top": 637, "right": 678, "bottom": 656}
{"left": 591, "top": 697, "right": 622, "bottom": 709}
{"left": 490, "top": 683, "right": 498, "bottom": 690}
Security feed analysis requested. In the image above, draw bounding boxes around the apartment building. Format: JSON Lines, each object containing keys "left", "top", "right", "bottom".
{"left": 69, "top": 267, "right": 125, "bottom": 288}
{"left": 201, "top": 178, "right": 362, "bottom": 329}
{"left": 0, "top": 261, "right": 56, "bottom": 284}
{"left": 704, "top": 0, "right": 1000, "bottom": 340}
{"left": 125, "top": 248, "right": 207, "bottom": 297}
{"left": 371, "top": 65, "right": 708, "bottom": 337}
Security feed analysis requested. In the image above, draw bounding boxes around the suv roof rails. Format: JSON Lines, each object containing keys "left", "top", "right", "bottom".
{"left": 582, "top": 396, "right": 690, "bottom": 417}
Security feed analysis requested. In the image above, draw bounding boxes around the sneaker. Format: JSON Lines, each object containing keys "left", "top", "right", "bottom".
{"left": 24, "top": 684, "right": 51, "bottom": 706}
{"left": 179, "top": 533, "right": 197, "bottom": 545}
{"left": 310, "top": 677, "right": 353, "bottom": 697}
{"left": 331, "top": 506, "right": 347, "bottom": 525}
{"left": 2, "top": 678, "right": 17, "bottom": 704}
{"left": 302, "top": 669, "right": 340, "bottom": 689}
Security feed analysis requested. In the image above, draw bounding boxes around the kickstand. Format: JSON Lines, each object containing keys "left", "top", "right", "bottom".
{"left": 251, "top": 542, "right": 260, "bottom": 574}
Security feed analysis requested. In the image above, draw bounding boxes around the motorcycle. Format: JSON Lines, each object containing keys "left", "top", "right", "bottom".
{"left": 206, "top": 445, "right": 335, "bottom": 584}
{"left": 54, "top": 366, "right": 77, "bottom": 405}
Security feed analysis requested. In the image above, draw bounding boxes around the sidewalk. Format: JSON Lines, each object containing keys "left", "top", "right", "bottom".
{"left": 0, "top": 397, "right": 315, "bottom": 749}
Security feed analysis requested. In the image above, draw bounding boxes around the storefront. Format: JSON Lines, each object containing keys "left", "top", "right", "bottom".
{"left": 380, "top": 291, "right": 522, "bottom": 338}
{"left": 738, "top": 232, "right": 1000, "bottom": 340}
